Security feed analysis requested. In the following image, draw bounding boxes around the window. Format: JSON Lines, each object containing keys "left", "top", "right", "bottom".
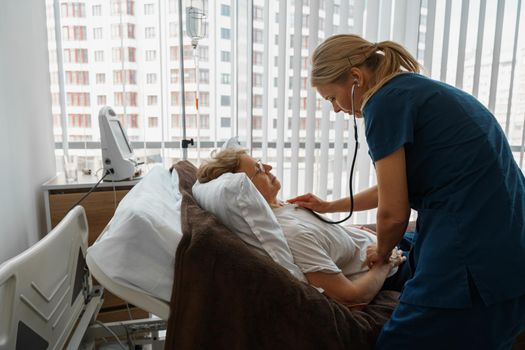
{"left": 253, "top": 73, "right": 262, "bottom": 87}
{"left": 96, "top": 73, "right": 105, "bottom": 84}
{"left": 97, "top": 95, "right": 107, "bottom": 105}
{"left": 147, "top": 95, "right": 158, "bottom": 106}
{"left": 171, "top": 92, "right": 179, "bottom": 105}
{"left": 65, "top": 71, "right": 89, "bottom": 85}
{"left": 145, "top": 27, "right": 155, "bottom": 38}
{"left": 61, "top": 3, "right": 85, "bottom": 17}
{"left": 113, "top": 70, "right": 136, "bottom": 84}
{"left": 68, "top": 114, "right": 91, "bottom": 128}
{"left": 198, "top": 46, "right": 209, "bottom": 60}
{"left": 199, "top": 69, "right": 209, "bottom": 84}
{"left": 93, "top": 27, "right": 103, "bottom": 39}
{"left": 114, "top": 92, "right": 138, "bottom": 106}
{"left": 253, "top": 29, "right": 263, "bottom": 44}
{"left": 221, "top": 51, "right": 230, "bottom": 62}
{"left": 221, "top": 4, "right": 230, "bottom": 16}
{"left": 199, "top": 92, "right": 210, "bottom": 107}
{"left": 221, "top": 73, "right": 230, "bottom": 84}
{"left": 221, "top": 117, "right": 231, "bottom": 128}
{"left": 170, "top": 69, "right": 178, "bottom": 83}
{"left": 118, "top": 114, "right": 139, "bottom": 128}
{"left": 145, "top": 50, "right": 156, "bottom": 61}
{"left": 111, "top": 24, "right": 122, "bottom": 38}
{"left": 253, "top": 95, "right": 263, "bottom": 108}
{"left": 148, "top": 117, "right": 158, "bottom": 127}
{"left": 146, "top": 73, "right": 157, "bottom": 84}
{"left": 92, "top": 5, "right": 101, "bottom": 16}
{"left": 220, "top": 28, "right": 230, "bottom": 40}
{"left": 127, "top": 24, "right": 135, "bottom": 39}
{"left": 94, "top": 50, "right": 104, "bottom": 62}
{"left": 253, "top": 52, "right": 262, "bottom": 65}
{"left": 67, "top": 93, "right": 90, "bottom": 106}
{"left": 221, "top": 95, "right": 230, "bottom": 106}
{"left": 144, "top": 3, "right": 154, "bottom": 15}
{"left": 64, "top": 48, "right": 88, "bottom": 63}
{"left": 253, "top": 6, "right": 263, "bottom": 20}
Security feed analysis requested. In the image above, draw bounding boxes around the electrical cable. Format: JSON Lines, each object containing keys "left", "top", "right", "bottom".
{"left": 95, "top": 320, "right": 127, "bottom": 350}
{"left": 308, "top": 82, "right": 359, "bottom": 224}
{"left": 66, "top": 169, "right": 111, "bottom": 213}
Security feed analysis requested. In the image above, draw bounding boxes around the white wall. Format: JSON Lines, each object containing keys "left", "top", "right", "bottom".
{"left": 0, "top": 0, "right": 56, "bottom": 263}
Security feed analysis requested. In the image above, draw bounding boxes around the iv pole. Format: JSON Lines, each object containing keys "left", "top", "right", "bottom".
{"left": 178, "top": 0, "right": 192, "bottom": 160}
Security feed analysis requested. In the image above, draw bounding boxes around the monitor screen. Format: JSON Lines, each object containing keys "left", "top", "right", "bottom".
{"left": 109, "top": 120, "right": 133, "bottom": 155}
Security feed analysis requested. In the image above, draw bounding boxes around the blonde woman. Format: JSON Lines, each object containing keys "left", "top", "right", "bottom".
{"left": 288, "top": 34, "right": 525, "bottom": 348}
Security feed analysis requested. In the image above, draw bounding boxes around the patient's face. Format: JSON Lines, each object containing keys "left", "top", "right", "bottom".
{"left": 238, "top": 155, "right": 281, "bottom": 204}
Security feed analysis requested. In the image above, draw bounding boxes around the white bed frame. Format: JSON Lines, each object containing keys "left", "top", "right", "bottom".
{"left": 0, "top": 206, "right": 171, "bottom": 350}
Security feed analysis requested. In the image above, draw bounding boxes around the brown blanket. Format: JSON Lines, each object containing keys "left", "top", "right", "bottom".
{"left": 165, "top": 161, "right": 399, "bottom": 350}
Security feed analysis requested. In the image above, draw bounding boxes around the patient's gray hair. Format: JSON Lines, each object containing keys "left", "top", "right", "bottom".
{"left": 197, "top": 148, "right": 248, "bottom": 183}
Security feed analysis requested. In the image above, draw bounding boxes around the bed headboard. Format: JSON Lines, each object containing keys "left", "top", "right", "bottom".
{"left": 0, "top": 206, "right": 90, "bottom": 350}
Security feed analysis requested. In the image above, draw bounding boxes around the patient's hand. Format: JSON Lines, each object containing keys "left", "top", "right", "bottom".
{"left": 389, "top": 248, "right": 406, "bottom": 267}
{"left": 365, "top": 245, "right": 404, "bottom": 269}
{"left": 287, "top": 193, "right": 330, "bottom": 213}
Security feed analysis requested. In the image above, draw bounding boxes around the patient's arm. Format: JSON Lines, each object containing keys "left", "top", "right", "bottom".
{"left": 305, "top": 261, "right": 392, "bottom": 306}
{"left": 288, "top": 185, "right": 378, "bottom": 213}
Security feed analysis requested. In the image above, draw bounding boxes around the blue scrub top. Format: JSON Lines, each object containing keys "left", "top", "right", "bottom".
{"left": 363, "top": 73, "right": 525, "bottom": 309}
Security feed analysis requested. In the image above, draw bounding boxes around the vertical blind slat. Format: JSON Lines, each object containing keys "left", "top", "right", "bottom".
{"left": 393, "top": 0, "right": 408, "bottom": 43}
{"left": 455, "top": 0, "right": 469, "bottom": 89}
{"left": 504, "top": 0, "right": 522, "bottom": 136}
{"left": 262, "top": 0, "right": 270, "bottom": 162}
{"left": 378, "top": 0, "right": 393, "bottom": 40}
{"left": 404, "top": 0, "right": 422, "bottom": 55}
{"left": 318, "top": 0, "right": 334, "bottom": 199}
{"left": 424, "top": 0, "right": 437, "bottom": 75}
{"left": 305, "top": 0, "right": 320, "bottom": 192}
{"left": 472, "top": 0, "right": 487, "bottom": 98}
{"left": 276, "top": 0, "right": 288, "bottom": 184}
{"left": 440, "top": 0, "right": 451, "bottom": 82}
{"left": 488, "top": 0, "right": 506, "bottom": 113}
{"left": 290, "top": 0, "right": 303, "bottom": 196}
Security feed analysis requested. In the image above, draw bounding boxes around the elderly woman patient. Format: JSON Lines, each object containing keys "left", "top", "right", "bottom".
{"left": 197, "top": 148, "right": 412, "bottom": 306}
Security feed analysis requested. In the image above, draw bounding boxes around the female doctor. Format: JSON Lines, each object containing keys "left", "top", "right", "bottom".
{"left": 288, "top": 34, "right": 525, "bottom": 348}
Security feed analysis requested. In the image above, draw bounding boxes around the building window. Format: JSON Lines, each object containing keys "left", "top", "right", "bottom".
{"left": 93, "top": 27, "right": 103, "bottom": 39}
{"left": 113, "top": 70, "right": 136, "bottom": 84}
{"left": 145, "top": 27, "right": 155, "bottom": 38}
{"left": 170, "top": 69, "right": 178, "bottom": 84}
{"left": 253, "top": 94, "right": 263, "bottom": 108}
{"left": 111, "top": 24, "right": 122, "bottom": 39}
{"left": 97, "top": 95, "right": 107, "bottom": 105}
{"left": 253, "top": 73, "right": 262, "bottom": 87}
{"left": 127, "top": 23, "right": 135, "bottom": 39}
{"left": 199, "top": 92, "right": 209, "bottom": 107}
{"left": 118, "top": 114, "right": 139, "bottom": 128}
{"left": 221, "top": 73, "right": 230, "bottom": 84}
{"left": 253, "top": 6, "right": 263, "bottom": 20}
{"left": 63, "top": 48, "right": 88, "bottom": 63}
{"left": 146, "top": 73, "right": 157, "bottom": 84}
{"left": 220, "top": 28, "right": 230, "bottom": 40}
{"left": 198, "top": 46, "right": 208, "bottom": 60}
{"left": 253, "top": 29, "right": 263, "bottom": 44}
{"left": 94, "top": 50, "right": 104, "bottom": 62}
{"left": 92, "top": 5, "right": 102, "bottom": 16}
{"left": 68, "top": 114, "right": 91, "bottom": 128}
{"left": 145, "top": 50, "right": 156, "bottom": 61}
{"left": 114, "top": 92, "right": 138, "bottom": 106}
{"left": 148, "top": 116, "right": 158, "bottom": 127}
{"left": 221, "top": 51, "right": 230, "bottom": 62}
{"left": 221, "top": 95, "right": 230, "bottom": 106}
{"left": 144, "top": 3, "right": 154, "bottom": 15}
{"left": 199, "top": 69, "right": 209, "bottom": 84}
{"left": 171, "top": 92, "right": 179, "bottom": 105}
{"left": 96, "top": 73, "right": 105, "bottom": 84}
{"left": 253, "top": 52, "right": 263, "bottom": 65}
{"left": 221, "top": 117, "right": 231, "bottom": 128}
{"left": 221, "top": 4, "right": 230, "bottom": 16}
{"left": 65, "top": 71, "right": 89, "bottom": 85}
{"left": 147, "top": 95, "right": 158, "bottom": 106}
{"left": 67, "top": 93, "right": 90, "bottom": 106}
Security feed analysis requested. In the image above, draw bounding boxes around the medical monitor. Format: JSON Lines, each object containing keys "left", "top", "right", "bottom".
{"left": 99, "top": 107, "right": 137, "bottom": 181}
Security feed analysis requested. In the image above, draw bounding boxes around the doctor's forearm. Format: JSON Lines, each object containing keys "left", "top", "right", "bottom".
{"left": 375, "top": 211, "right": 409, "bottom": 258}
{"left": 329, "top": 186, "right": 378, "bottom": 212}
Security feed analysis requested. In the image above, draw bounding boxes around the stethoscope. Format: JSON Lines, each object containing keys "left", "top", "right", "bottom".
{"left": 308, "top": 79, "right": 359, "bottom": 224}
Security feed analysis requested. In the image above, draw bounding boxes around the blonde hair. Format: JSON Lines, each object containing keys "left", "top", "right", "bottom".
{"left": 196, "top": 148, "right": 248, "bottom": 183}
{"left": 311, "top": 34, "right": 421, "bottom": 106}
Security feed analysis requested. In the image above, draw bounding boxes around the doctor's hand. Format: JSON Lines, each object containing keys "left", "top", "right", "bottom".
{"left": 365, "top": 244, "right": 392, "bottom": 269}
{"left": 287, "top": 193, "right": 331, "bottom": 213}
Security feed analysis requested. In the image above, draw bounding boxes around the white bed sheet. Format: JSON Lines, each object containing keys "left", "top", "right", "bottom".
{"left": 87, "top": 165, "right": 182, "bottom": 302}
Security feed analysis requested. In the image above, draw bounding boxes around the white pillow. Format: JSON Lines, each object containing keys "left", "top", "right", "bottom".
{"left": 192, "top": 172, "right": 305, "bottom": 281}
{"left": 87, "top": 166, "right": 183, "bottom": 302}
